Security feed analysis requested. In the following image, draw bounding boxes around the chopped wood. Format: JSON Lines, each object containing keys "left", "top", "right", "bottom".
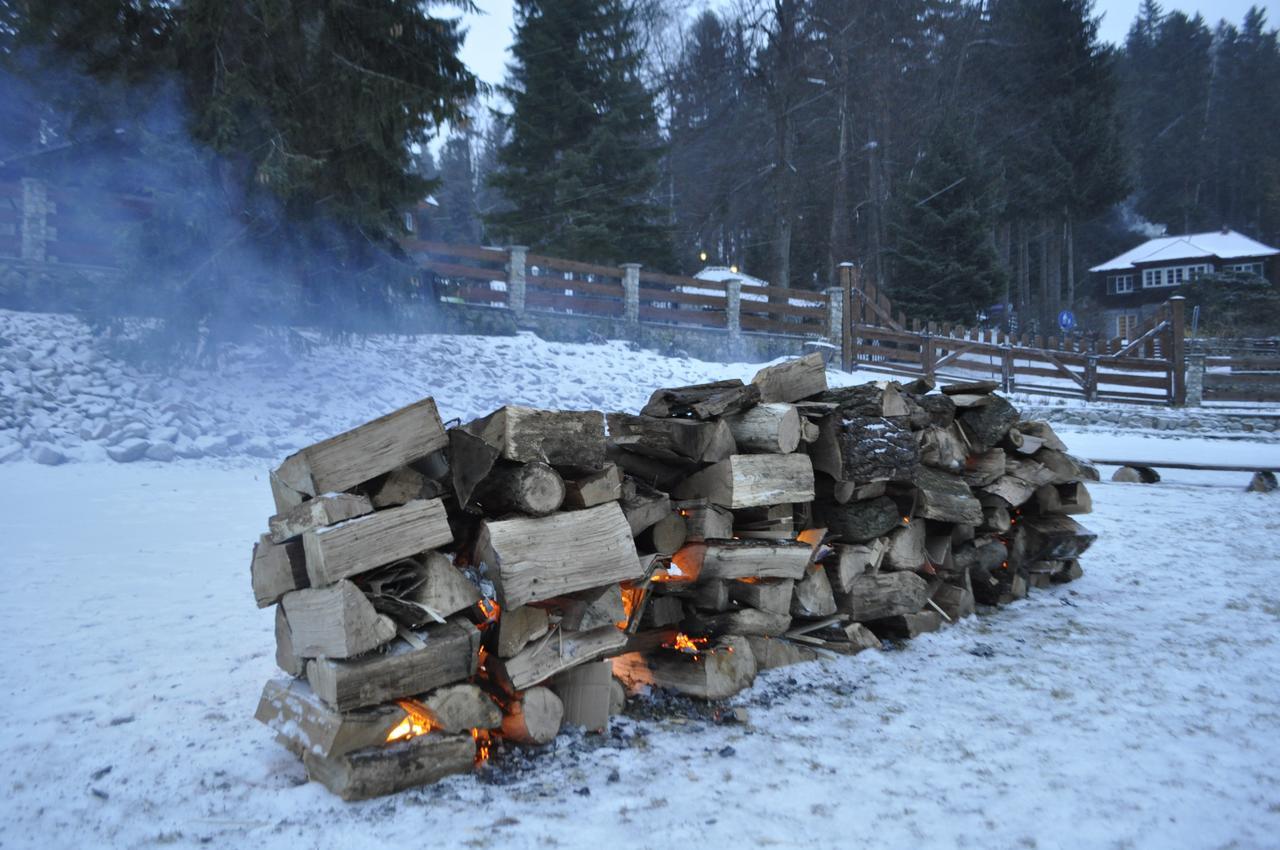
{"left": 931, "top": 582, "right": 975, "bottom": 621}
{"left": 607, "top": 444, "right": 698, "bottom": 491}
{"left": 560, "top": 584, "right": 626, "bottom": 631}
{"left": 981, "top": 503, "right": 1012, "bottom": 532}
{"left": 1035, "top": 481, "right": 1093, "bottom": 515}
{"left": 303, "top": 499, "right": 453, "bottom": 587}
{"left": 912, "top": 467, "right": 985, "bottom": 525}
{"left": 916, "top": 393, "right": 957, "bottom": 428}
{"left": 562, "top": 463, "right": 623, "bottom": 509}
{"left": 497, "top": 605, "right": 551, "bottom": 658}
{"left": 1052, "top": 560, "right": 1084, "bottom": 583}
{"left": 306, "top": 619, "right": 480, "bottom": 712}
{"left": 421, "top": 683, "right": 502, "bottom": 732}
{"left": 304, "top": 732, "right": 475, "bottom": 801}
{"left": 281, "top": 580, "right": 397, "bottom": 659}
{"left": 979, "top": 474, "right": 1038, "bottom": 508}
{"left": 813, "top": 415, "right": 921, "bottom": 484}
{"left": 817, "top": 382, "right": 911, "bottom": 418}
{"left": 963, "top": 449, "right": 1007, "bottom": 488}
{"left": 274, "top": 397, "right": 448, "bottom": 498}
{"left": 676, "top": 499, "right": 734, "bottom": 541}
{"left": 274, "top": 605, "right": 305, "bottom": 677}
{"left": 464, "top": 405, "right": 607, "bottom": 467}
{"left": 728, "top": 578, "right": 795, "bottom": 615}
{"left": 672, "top": 453, "right": 815, "bottom": 509}
{"left": 957, "top": 395, "right": 1019, "bottom": 451}
{"left": 744, "top": 636, "right": 819, "bottom": 669}
{"left": 723, "top": 403, "right": 802, "bottom": 454}
{"left": 918, "top": 423, "right": 968, "bottom": 471}
{"left": 641, "top": 595, "right": 685, "bottom": 628}
{"left": 255, "top": 677, "right": 402, "bottom": 759}
{"left": 942, "top": 380, "right": 999, "bottom": 396}
{"left": 500, "top": 686, "right": 563, "bottom": 745}
{"left": 620, "top": 482, "right": 672, "bottom": 535}
{"left": 814, "top": 495, "right": 902, "bottom": 543}
{"left": 882, "top": 520, "right": 927, "bottom": 571}
{"left": 607, "top": 413, "right": 736, "bottom": 463}
{"left": 835, "top": 571, "right": 929, "bottom": 621}
{"left": 367, "top": 551, "right": 480, "bottom": 625}
{"left": 752, "top": 353, "right": 827, "bottom": 403}
{"left": 825, "top": 539, "right": 888, "bottom": 592}
{"left": 448, "top": 428, "right": 501, "bottom": 508}
{"left": 699, "top": 539, "right": 814, "bottom": 581}
{"left": 868, "top": 609, "right": 943, "bottom": 640}
{"left": 641, "top": 379, "right": 761, "bottom": 419}
{"left": 371, "top": 466, "right": 437, "bottom": 509}
{"left": 1022, "top": 515, "right": 1097, "bottom": 561}
{"left": 1034, "top": 448, "right": 1096, "bottom": 484}
{"left": 612, "top": 636, "right": 757, "bottom": 699}
{"left": 640, "top": 512, "right": 688, "bottom": 555}
{"left": 552, "top": 660, "right": 614, "bottom": 732}
{"left": 477, "top": 502, "right": 643, "bottom": 609}
{"left": 791, "top": 565, "right": 837, "bottom": 618}
{"left": 473, "top": 460, "right": 566, "bottom": 517}
{"left": 251, "top": 534, "right": 308, "bottom": 608}
{"left": 270, "top": 471, "right": 307, "bottom": 515}
{"left": 495, "top": 625, "right": 628, "bottom": 692}
{"left": 1017, "top": 420, "right": 1068, "bottom": 452}
{"left": 268, "top": 493, "right": 373, "bottom": 544}
{"left": 839, "top": 622, "right": 883, "bottom": 653}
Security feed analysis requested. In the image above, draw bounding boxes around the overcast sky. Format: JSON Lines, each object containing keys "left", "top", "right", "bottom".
{"left": 454, "top": 1, "right": 1277, "bottom": 90}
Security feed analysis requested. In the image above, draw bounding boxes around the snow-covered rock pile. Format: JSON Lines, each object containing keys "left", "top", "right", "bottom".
{"left": 0, "top": 309, "right": 750, "bottom": 467}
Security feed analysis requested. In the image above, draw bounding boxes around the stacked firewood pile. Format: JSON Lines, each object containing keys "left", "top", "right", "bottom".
{"left": 249, "top": 353, "right": 1097, "bottom": 799}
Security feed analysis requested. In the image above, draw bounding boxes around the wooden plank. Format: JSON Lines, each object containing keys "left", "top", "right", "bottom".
{"left": 404, "top": 239, "right": 507, "bottom": 263}
{"left": 527, "top": 252, "right": 621, "bottom": 278}
{"left": 273, "top": 397, "right": 448, "bottom": 497}
{"left": 303, "top": 499, "right": 453, "bottom": 586}
{"left": 639, "top": 305, "right": 727, "bottom": 327}
{"left": 477, "top": 502, "right": 644, "bottom": 608}
{"left": 525, "top": 291, "right": 621, "bottom": 316}
{"left": 421, "top": 259, "right": 503, "bottom": 282}
{"left": 525, "top": 274, "right": 624, "bottom": 297}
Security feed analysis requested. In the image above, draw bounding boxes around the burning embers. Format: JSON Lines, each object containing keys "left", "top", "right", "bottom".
{"left": 250, "top": 358, "right": 1095, "bottom": 799}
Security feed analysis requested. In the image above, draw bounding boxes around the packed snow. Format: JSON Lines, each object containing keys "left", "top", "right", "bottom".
{"left": 2, "top": 309, "right": 1280, "bottom": 849}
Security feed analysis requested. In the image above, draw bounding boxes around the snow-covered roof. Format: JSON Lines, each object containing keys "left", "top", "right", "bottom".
{"left": 1090, "top": 229, "right": 1279, "bottom": 273}
{"left": 685, "top": 266, "right": 822, "bottom": 306}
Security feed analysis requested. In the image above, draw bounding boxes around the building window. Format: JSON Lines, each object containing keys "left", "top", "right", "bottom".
{"left": 1117, "top": 313, "right": 1138, "bottom": 338}
{"left": 1225, "top": 262, "right": 1265, "bottom": 277}
{"left": 1108, "top": 274, "right": 1134, "bottom": 294}
{"left": 1141, "top": 264, "right": 1213, "bottom": 288}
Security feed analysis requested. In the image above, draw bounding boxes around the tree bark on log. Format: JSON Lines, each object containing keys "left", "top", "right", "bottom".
{"left": 500, "top": 686, "right": 564, "bottom": 745}
{"left": 472, "top": 461, "right": 566, "bottom": 517}
{"left": 723, "top": 403, "right": 802, "bottom": 454}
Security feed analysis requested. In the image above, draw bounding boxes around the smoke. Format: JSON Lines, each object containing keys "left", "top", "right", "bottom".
{"left": 1115, "top": 200, "right": 1167, "bottom": 239}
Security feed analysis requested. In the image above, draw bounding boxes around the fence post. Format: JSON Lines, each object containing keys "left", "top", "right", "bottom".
{"left": 1084, "top": 356, "right": 1099, "bottom": 402}
{"left": 1000, "top": 343, "right": 1014, "bottom": 392}
{"left": 726, "top": 278, "right": 742, "bottom": 343}
{"left": 1169, "top": 295, "right": 1187, "bottom": 406}
{"left": 20, "top": 177, "right": 49, "bottom": 262}
{"left": 824, "top": 285, "right": 843, "bottom": 345}
{"left": 839, "top": 263, "right": 855, "bottom": 372}
{"left": 922, "top": 332, "right": 935, "bottom": 382}
{"left": 507, "top": 245, "right": 528, "bottom": 317}
{"left": 1184, "top": 351, "right": 1205, "bottom": 406}
{"left": 620, "top": 263, "right": 641, "bottom": 328}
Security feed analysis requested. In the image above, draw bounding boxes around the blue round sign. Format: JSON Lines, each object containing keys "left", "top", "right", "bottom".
{"left": 1058, "top": 309, "right": 1076, "bottom": 331}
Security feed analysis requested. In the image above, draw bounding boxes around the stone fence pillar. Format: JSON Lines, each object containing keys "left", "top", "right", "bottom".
{"left": 1185, "top": 351, "right": 1205, "bottom": 407}
{"left": 508, "top": 245, "right": 528, "bottom": 317}
{"left": 725, "top": 278, "right": 742, "bottom": 341}
{"left": 21, "top": 178, "right": 49, "bottom": 262}
{"left": 620, "top": 263, "right": 641, "bottom": 327}
{"left": 824, "top": 286, "right": 843, "bottom": 344}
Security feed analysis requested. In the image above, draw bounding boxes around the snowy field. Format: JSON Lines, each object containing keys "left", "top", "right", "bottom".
{"left": 2, "top": 311, "right": 1280, "bottom": 849}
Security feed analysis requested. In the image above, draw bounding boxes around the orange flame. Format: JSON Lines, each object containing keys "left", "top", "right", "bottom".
{"left": 618, "top": 584, "right": 644, "bottom": 629}
{"left": 653, "top": 544, "right": 705, "bottom": 583}
{"left": 664, "top": 632, "right": 709, "bottom": 654}
{"left": 476, "top": 598, "right": 501, "bottom": 628}
{"left": 386, "top": 699, "right": 435, "bottom": 743}
{"left": 471, "top": 728, "right": 491, "bottom": 764}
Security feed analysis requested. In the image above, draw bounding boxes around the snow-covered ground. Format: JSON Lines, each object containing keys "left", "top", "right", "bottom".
{"left": 3, "top": 309, "right": 1280, "bottom": 849}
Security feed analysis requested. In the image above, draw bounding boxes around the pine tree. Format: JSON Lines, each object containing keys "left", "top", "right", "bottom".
{"left": 887, "top": 123, "right": 1005, "bottom": 322}
{"left": 436, "top": 131, "right": 481, "bottom": 244}
{"left": 487, "top": 0, "right": 670, "bottom": 267}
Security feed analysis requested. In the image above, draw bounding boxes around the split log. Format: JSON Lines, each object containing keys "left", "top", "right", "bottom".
{"left": 281, "top": 581, "right": 397, "bottom": 659}
{"left": 501, "top": 687, "right": 563, "bottom": 745}
{"left": 620, "top": 482, "right": 672, "bottom": 536}
{"left": 882, "top": 520, "right": 927, "bottom": 571}
{"left": 464, "top": 405, "right": 607, "bottom": 468}
{"left": 672, "top": 453, "right": 815, "bottom": 509}
{"left": 552, "top": 660, "right": 614, "bottom": 732}
{"left": 371, "top": 466, "right": 440, "bottom": 509}
{"left": 497, "top": 605, "right": 551, "bottom": 658}
{"left": 268, "top": 493, "right": 373, "bottom": 544}
{"left": 752, "top": 353, "right": 827, "bottom": 403}
{"left": 306, "top": 619, "right": 480, "bottom": 712}
{"left": 641, "top": 379, "right": 761, "bottom": 419}
{"left": 912, "top": 467, "right": 984, "bottom": 525}
{"left": 270, "top": 471, "right": 307, "bottom": 514}
{"left": 814, "top": 496, "right": 902, "bottom": 543}
{"left": 825, "top": 540, "right": 888, "bottom": 593}
{"left": 838, "top": 622, "right": 883, "bottom": 653}
{"left": 980, "top": 503, "right": 1012, "bottom": 532}
{"left": 641, "top": 595, "right": 685, "bottom": 628}
{"left": 607, "top": 413, "right": 736, "bottom": 463}
{"left": 957, "top": 395, "right": 1019, "bottom": 451}
{"left": 931, "top": 582, "right": 975, "bottom": 621}
{"left": 728, "top": 579, "right": 794, "bottom": 615}
{"left": 562, "top": 463, "right": 623, "bottom": 509}
{"left": 612, "top": 636, "right": 757, "bottom": 699}
{"left": 816, "top": 383, "right": 909, "bottom": 417}
{"left": 495, "top": 625, "right": 628, "bottom": 692}
{"left": 274, "top": 605, "right": 305, "bottom": 677}
{"left": 723, "top": 403, "right": 802, "bottom": 454}
{"left": 607, "top": 445, "right": 698, "bottom": 492}
{"left": 1017, "top": 420, "right": 1068, "bottom": 452}
{"left": 676, "top": 499, "right": 734, "bottom": 541}
{"left": 1052, "top": 560, "right": 1084, "bottom": 583}
{"left": 255, "top": 677, "right": 401, "bottom": 759}
{"left": 364, "top": 551, "right": 481, "bottom": 626}
{"left": 304, "top": 732, "right": 474, "bottom": 801}
{"left": 609, "top": 678, "right": 627, "bottom": 715}
{"left": 942, "top": 380, "right": 999, "bottom": 396}
{"left": 477, "top": 502, "right": 643, "bottom": 608}
{"left": 303, "top": 499, "right": 453, "bottom": 587}
{"left": 560, "top": 584, "right": 626, "bottom": 631}
{"left": 448, "top": 428, "right": 501, "bottom": 508}
{"left": 835, "top": 571, "right": 929, "bottom": 621}
{"left": 251, "top": 534, "right": 308, "bottom": 608}
{"left": 1035, "top": 448, "right": 1098, "bottom": 484}
{"left": 699, "top": 539, "right": 814, "bottom": 581}
{"left": 812, "top": 415, "right": 920, "bottom": 484}
{"left": 918, "top": 424, "right": 968, "bottom": 471}
{"left": 791, "top": 565, "right": 837, "bottom": 618}
{"left": 638, "top": 512, "right": 687, "bottom": 555}
{"left": 868, "top": 609, "right": 943, "bottom": 640}
{"left": 273, "top": 397, "right": 448, "bottom": 499}
{"left": 421, "top": 683, "right": 502, "bottom": 732}
{"left": 916, "top": 393, "right": 957, "bottom": 428}
{"left": 744, "top": 636, "right": 818, "bottom": 669}
{"left": 1035, "top": 481, "right": 1093, "bottom": 515}
{"left": 815, "top": 476, "right": 887, "bottom": 505}
{"left": 963, "top": 450, "right": 1007, "bottom": 488}
{"left": 954, "top": 537, "right": 1007, "bottom": 574}
{"left": 473, "top": 461, "right": 565, "bottom": 517}
{"left": 1022, "top": 515, "right": 1097, "bottom": 561}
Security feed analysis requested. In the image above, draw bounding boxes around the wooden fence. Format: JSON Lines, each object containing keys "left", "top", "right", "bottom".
{"left": 1191, "top": 338, "right": 1280, "bottom": 403}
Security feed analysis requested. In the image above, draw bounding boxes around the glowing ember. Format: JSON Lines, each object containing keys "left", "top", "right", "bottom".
{"left": 664, "top": 632, "right": 709, "bottom": 654}
{"left": 472, "top": 728, "right": 492, "bottom": 764}
{"left": 618, "top": 584, "right": 645, "bottom": 629}
{"left": 385, "top": 699, "right": 435, "bottom": 743}
{"left": 476, "top": 598, "right": 501, "bottom": 628}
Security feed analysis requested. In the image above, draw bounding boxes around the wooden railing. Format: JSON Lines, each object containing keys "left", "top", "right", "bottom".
{"left": 407, "top": 239, "right": 833, "bottom": 339}
{"left": 838, "top": 264, "right": 1189, "bottom": 405}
